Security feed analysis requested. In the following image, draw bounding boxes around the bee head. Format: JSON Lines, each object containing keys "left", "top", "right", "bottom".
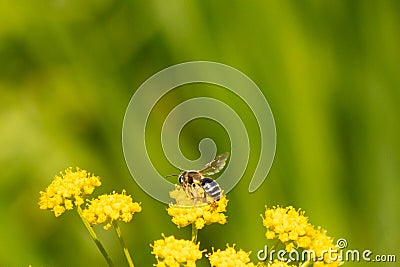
{"left": 178, "top": 172, "right": 187, "bottom": 184}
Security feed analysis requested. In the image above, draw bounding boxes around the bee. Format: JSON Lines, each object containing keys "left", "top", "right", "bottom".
{"left": 166, "top": 152, "right": 229, "bottom": 203}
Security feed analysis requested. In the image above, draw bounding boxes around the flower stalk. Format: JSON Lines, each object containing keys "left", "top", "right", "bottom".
{"left": 191, "top": 222, "right": 198, "bottom": 243}
{"left": 270, "top": 239, "right": 280, "bottom": 252}
{"left": 113, "top": 221, "right": 134, "bottom": 267}
{"left": 299, "top": 260, "right": 311, "bottom": 267}
{"left": 77, "top": 206, "right": 114, "bottom": 267}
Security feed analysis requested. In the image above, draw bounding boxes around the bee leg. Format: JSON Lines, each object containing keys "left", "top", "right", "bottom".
{"left": 191, "top": 184, "right": 198, "bottom": 206}
{"left": 202, "top": 191, "right": 207, "bottom": 203}
{"left": 183, "top": 184, "right": 192, "bottom": 199}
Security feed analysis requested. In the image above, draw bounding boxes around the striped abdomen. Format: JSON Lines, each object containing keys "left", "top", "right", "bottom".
{"left": 201, "top": 177, "right": 221, "bottom": 200}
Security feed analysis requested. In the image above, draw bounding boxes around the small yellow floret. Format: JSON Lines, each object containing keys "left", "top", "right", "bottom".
{"left": 81, "top": 190, "right": 141, "bottom": 230}
{"left": 38, "top": 167, "right": 101, "bottom": 217}
{"left": 151, "top": 234, "right": 204, "bottom": 266}
{"left": 208, "top": 244, "right": 256, "bottom": 267}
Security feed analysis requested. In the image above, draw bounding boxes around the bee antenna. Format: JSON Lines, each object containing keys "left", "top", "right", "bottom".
{"left": 165, "top": 174, "right": 178, "bottom": 179}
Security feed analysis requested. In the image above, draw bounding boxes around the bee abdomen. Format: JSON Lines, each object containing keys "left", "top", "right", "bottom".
{"left": 201, "top": 178, "right": 221, "bottom": 200}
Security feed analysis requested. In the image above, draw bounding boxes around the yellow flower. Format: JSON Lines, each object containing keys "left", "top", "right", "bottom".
{"left": 208, "top": 244, "right": 256, "bottom": 267}
{"left": 81, "top": 190, "right": 142, "bottom": 230}
{"left": 262, "top": 206, "right": 311, "bottom": 251}
{"left": 38, "top": 167, "right": 101, "bottom": 217}
{"left": 167, "top": 187, "right": 228, "bottom": 229}
{"left": 151, "top": 234, "right": 204, "bottom": 267}
{"left": 261, "top": 206, "right": 341, "bottom": 266}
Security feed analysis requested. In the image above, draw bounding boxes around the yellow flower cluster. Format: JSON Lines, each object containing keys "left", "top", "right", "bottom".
{"left": 81, "top": 190, "right": 141, "bottom": 230}
{"left": 38, "top": 167, "right": 101, "bottom": 217}
{"left": 151, "top": 234, "right": 204, "bottom": 267}
{"left": 167, "top": 188, "right": 228, "bottom": 229}
{"left": 262, "top": 206, "right": 309, "bottom": 250}
{"left": 208, "top": 244, "right": 256, "bottom": 267}
{"left": 261, "top": 206, "right": 341, "bottom": 266}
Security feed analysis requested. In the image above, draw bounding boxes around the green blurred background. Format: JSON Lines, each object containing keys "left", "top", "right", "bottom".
{"left": 1, "top": 1, "right": 399, "bottom": 266}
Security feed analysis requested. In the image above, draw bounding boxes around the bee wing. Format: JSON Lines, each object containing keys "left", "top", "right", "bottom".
{"left": 199, "top": 152, "right": 229, "bottom": 176}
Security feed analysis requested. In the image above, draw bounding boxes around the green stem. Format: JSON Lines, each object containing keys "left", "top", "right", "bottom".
{"left": 76, "top": 207, "right": 114, "bottom": 267}
{"left": 191, "top": 223, "right": 198, "bottom": 243}
{"left": 113, "top": 221, "right": 134, "bottom": 267}
{"left": 270, "top": 239, "right": 280, "bottom": 251}
{"left": 300, "top": 260, "right": 311, "bottom": 267}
